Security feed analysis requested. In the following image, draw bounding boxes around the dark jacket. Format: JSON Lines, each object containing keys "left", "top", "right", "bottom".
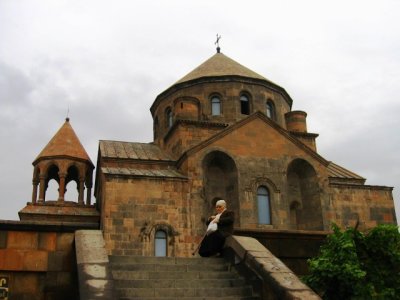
{"left": 207, "top": 210, "right": 235, "bottom": 238}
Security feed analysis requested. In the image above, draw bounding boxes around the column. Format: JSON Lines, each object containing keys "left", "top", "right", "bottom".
{"left": 58, "top": 172, "right": 67, "bottom": 201}
{"left": 86, "top": 184, "right": 92, "bottom": 206}
{"left": 78, "top": 177, "right": 85, "bottom": 205}
{"left": 31, "top": 179, "right": 39, "bottom": 204}
{"left": 38, "top": 175, "right": 46, "bottom": 203}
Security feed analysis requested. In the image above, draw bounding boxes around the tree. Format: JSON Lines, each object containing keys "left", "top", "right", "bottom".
{"left": 303, "top": 223, "right": 400, "bottom": 299}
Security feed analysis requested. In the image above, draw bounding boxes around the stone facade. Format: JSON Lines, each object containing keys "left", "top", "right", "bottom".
{"left": 0, "top": 221, "right": 94, "bottom": 300}
{"left": 94, "top": 51, "right": 396, "bottom": 257}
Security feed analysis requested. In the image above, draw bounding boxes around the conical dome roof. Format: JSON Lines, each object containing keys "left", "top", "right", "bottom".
{"left": 33, "top": 118, "right": 93, "bottom": 166}
{"left": 174, "top": 52, "right": 275, "bottom": 85}
{"left": 151, "top": 51, "right": 287, "bottom": 115}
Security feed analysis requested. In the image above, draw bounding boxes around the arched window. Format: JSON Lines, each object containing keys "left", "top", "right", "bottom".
{"left": 155, "top": 230, "right": 167, "bottom": 257}
{"left": 257, "top": 186, "right": 271, "bottom": 224}
{"left": 266, "top": 101, "right": 276, "bottom": 120}
{"left": 211, "top": 96, "right": 221, "bottom": 116}
{"left": 240, "top": 94, "right": 250, "bottom": 115}
{"left": 166, "top": 108, "right": 173, "bottom": 128}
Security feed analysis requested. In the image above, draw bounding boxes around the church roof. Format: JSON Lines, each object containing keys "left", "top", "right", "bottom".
{"left": 174, "top": 52, "right": 274, "bottom": 85}
{"left": 34, "top": 118, "right": 93, "bottom": 165}
{"left": 99, "top": 140, "right": 174, "bottom": 161}
{"left": 327, "top": 162, "right": 365, "bottom": 183}
{"left": 101, "top": 167, "right": 186, "bottom": 179}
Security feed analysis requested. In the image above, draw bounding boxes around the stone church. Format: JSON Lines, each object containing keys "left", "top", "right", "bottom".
{"left": 1, "top": 47, "right": 395, "bottom": 299}
{"left": 18, "top": 47, "right": 396, "bottom": 259}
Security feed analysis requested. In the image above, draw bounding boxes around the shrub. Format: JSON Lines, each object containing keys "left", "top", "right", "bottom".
{"left": 303, "top": 223, "right": 400, "bottom": 300}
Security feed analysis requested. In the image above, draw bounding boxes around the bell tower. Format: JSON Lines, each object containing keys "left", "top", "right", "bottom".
{"left": 19, "top": 118, "right": 99, "bottom": 224}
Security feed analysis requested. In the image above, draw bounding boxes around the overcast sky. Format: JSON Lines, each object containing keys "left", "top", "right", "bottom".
{"left": 0, "top": 0, "right": 399, "bottom": 223}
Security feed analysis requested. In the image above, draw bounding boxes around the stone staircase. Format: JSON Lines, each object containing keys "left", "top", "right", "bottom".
{"left": 109, "top": 255, "right": 261, "bottom": 300}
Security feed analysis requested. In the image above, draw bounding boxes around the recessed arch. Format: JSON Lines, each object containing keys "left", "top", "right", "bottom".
{"left": 287, "top": 158, "right": 323, "bottom": 230}
{"left": 202, "top": 150, "right": 239, "bottom": 225}
{"left": 173, "top": 96, "right": 200, "bottom": 120}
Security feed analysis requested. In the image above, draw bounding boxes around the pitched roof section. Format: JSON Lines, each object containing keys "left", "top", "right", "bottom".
{"left": 175, "top": 52, "right": 275, "bottom": 85}
{"left": 101, "top": 167, "right": 186, "bottom": 179}
{"left": 99, "top": 140, "right": 174, "bottom": 161}
{"left": 327, "top": 162, "right": 365, "bottom": 184}
{"left": 177, "top": 111, "right": 329, "bottom": 167}
{"left": 34, "top": 118, "right": 93, "bottom": 165}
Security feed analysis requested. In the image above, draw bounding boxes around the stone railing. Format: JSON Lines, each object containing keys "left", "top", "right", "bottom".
{"left": 225, "top": 235, "right": 321, "bottom": 300}
{"left": 75, "top": 230, "right": 115, "bottom": 299}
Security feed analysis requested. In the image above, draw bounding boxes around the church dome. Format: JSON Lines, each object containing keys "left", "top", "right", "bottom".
{"left": 151, "top": 51, "right": 291, "bottom": 116}
{"left": 174, "top": 52, "right": 274, "bottom": 85}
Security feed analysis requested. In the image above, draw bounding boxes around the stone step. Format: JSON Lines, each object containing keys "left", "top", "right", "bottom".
{"left": 112, "top": 270, "right": 240, "bottom": 280}
{"left": 110, "top": 262, "right": 231, "bottom": 272}
{"left": 109, "top": 255, "right": 260, "bottom": 300}
{"left": 116, "top": 286, "right": 254, "bottom": 298}
{"left": 110, "top": 255, "right": 227, "bottom": 265}
{"left": 114, "top": 278, "right": 246, "bottom": 289}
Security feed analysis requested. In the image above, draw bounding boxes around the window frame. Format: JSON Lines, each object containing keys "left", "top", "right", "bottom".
{"left": 266, "top": 100, "right": 276, "bottom": 120}
{"left": 210, "top": 95, "right": 222, "bottom": 116}
{"left": 154, "top": 230, "right": 168, "bottom": 257}
{"left": 257, "top": 186, "right": 271, "bottom": 225}
{"left": 240, "top": 94, "right": 250, "bottom": 115}
{"left": 165, "top": 108, "right": 173, "bottom": 129}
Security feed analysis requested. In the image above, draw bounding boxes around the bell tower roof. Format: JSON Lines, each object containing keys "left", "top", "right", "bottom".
{"left": 33, "top": 118, "right": 93, "bottom": 166}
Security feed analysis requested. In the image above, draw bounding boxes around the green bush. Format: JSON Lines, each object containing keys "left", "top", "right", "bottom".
{"left": 303, "top": 224, "right": 400, "bottom": 300}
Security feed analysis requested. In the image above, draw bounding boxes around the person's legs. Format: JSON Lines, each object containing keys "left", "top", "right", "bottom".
{"left": 198, "top": 235, "right": 213, "bottom": 257}
{"left": 198, "top": 232, "right": 225, "bottom": 257}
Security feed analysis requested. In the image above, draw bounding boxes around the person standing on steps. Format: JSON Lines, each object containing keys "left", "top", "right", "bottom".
{"left": 198, "top": 199, "right": 235, "bottom": 257}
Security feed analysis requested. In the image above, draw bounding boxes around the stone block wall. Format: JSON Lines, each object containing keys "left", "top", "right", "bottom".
{"left": 329, "top": 184, "right": 396, "bottom": 228}
{"left": 0, "top": 221, "right": 97, "bottom": 300}
{"left": 153, "top": 80, "right": 291, "bottom": 146}
{"left": 182, "top": 116, "right": 331, "bottom": 233}
{"left": 164, "top": 120, "right": 226, "bottom": 158}
{"left": 100, "top": 176, "right": 194, "bottom": 257}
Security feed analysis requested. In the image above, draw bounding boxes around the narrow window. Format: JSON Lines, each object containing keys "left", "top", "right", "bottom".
{"left": 154, "top": 117, "right": 159, "bottom": 139}
{"left": 240, "top": 95, "right": 250, "bottom": 115}
{"left": 257, "top": 186, "right": 271, "bottom": 224}
{"left": 166, "top": 108, "right": 173, "bottom": 128}
{"left": 211, "top": 96, "right": 221, "bottom": 116}
{"left": 155, "top": 230, "right": 167, "bottom": 257}
{"left": 266, "top": 101, "right": 276, "bottom": 120}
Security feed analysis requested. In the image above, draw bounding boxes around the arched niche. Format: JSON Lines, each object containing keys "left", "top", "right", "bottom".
{"left": 202, "top": 150, "right": 240, "bottom": 226}
{"left": 173, "top": 96, "right": 200, "bottom": 120}
{"left": 287, "top": 159, "right": 323, "bottom": 230}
